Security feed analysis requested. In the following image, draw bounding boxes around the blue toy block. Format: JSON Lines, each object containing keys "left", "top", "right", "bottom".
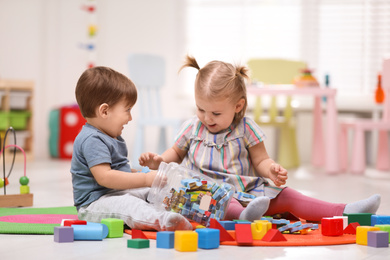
{"left": 72, "top": 222, "right": 109, "bottom": 241}
{"left": 371, "top": 215, "right": 390, "bottom": 226}
{"left": 367, "top": 231, "right": 389, "bottom": 248}
{"left": 156, "top": 231, "right": 175, "bottom": 249}
{"left": 54, "top": 226, "right": 74, "bottom": 243}
{"left": 219, "top": 221, "right": 236, "bottom": 230}
{"left": 196, "top": 228, "right": 220, "bottom": 249}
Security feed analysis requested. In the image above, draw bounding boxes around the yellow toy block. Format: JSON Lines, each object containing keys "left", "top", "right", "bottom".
{"left": 174, "top": 231, "right": 198, "bottom": 252}
{"left": 356, "top": 226, "right": 380, "bottom": 245}
{"left": 251, "top": 220, "right": 272, "bottom": 240}
{"left": 20, "top": 185, "right": 29, "bottom": 194}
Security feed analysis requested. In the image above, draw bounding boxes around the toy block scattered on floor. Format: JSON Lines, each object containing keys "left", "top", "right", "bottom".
{"left": 54, "top": 226, "right": 74, "bottom": 243}
{"left": 343, "top": 213, "right": 372, "bottom": 226}
{"left": 62, "top": 219, "right": 87, "bottom": 226}
{"left": 196, "top": 228, "right": 220, "bottom": 249}
{"left": 235, "top": 223, "right": 253, "bottom": 245}
{"left": 356, "top": 226, "right": 381, "bottom": 245}
{"left": 131, "top": 229, "right": 148, "bottom": 239}
{"left": 333, "top": 216, "right": 348, "bottom": 229}
{"left": 127, "top": 239, "right": 150, "bottom": 249}
{"left": 321, "top": 218, "right": 343, "bottom": 236}
{"left": 261, "top": 229, "right": 287, "bottom": 242}
{"left": 156, "top": 231, "right": 175, "bottom": 249}
{"left": 101, "top": 218, "right": 124, "bottom": 238}
{"left": 375, "top": 224, "right": 390, "bottom": 234}
{"left": 72, "top": 222, "right": 108, "bottom": 241}
{"left": 251, "top": 221, "right": 271, "bottom": 240}
{"left": 219, "top": 220, "right": 236, "bottom": 230}
{"left": 174, "top": 231, "right": 198, "bottom": 252}
{"left": 367, "top": 231, "right": 389, "bottom": 248}
{"left": 209, "top": 218, "right": 235, "bottom": 242}
{"left": 344, "top": 222, "right": 360, "bottom": 234}
{"left": 371, "top": 215, "right": 390, "bottom": 226}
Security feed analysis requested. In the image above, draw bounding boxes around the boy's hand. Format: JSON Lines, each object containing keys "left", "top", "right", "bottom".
{"left": 138, "top": 152, "right": 164, "bottom": 170}
{"left": 269, "top": 163, "right": 288, "bottom": 187}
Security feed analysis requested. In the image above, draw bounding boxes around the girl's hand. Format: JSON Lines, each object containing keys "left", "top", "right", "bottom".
{"left": 138, "top": 152, "right": 164, "bottom": 170}
{"left": 269, "top": 163, "right": 288, "bottom": 187}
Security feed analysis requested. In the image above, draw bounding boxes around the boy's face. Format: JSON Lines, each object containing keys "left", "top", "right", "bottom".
{"left": 100, "top": 99, "right": 133, "bottom": 138}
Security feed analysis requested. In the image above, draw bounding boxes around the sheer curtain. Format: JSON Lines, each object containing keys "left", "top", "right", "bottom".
{"left": 185, "top": 0, "right": 390, "bottom": 94}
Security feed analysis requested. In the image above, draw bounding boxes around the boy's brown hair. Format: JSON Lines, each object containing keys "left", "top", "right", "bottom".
{"left": 75, "top": 66, "right": 137, "bottom": 118}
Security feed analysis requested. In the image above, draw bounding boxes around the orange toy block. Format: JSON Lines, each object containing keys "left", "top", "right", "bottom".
{"left": 235, "top": 224, "right": 253, "bottom": 245}
{"left": 209, "top": 218, "right": 235, "bottom": 242}
{"left": 344, "top": 222, "right": 360, "bottom": 234}
{"left": 261, "top": 229, "right": 287, "bottom": 242}
{"left": 131, "top": 229, "right": 148, "bottom": 239}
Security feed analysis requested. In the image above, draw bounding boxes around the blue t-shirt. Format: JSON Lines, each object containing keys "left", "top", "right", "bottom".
{"left": 70, "top": 123, "right": 132, "bottom": 209}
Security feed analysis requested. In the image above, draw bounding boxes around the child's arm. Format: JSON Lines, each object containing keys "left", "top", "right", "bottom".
{"left": 248, "top": 142, "right": 288, "bottom": 187}
{"left": 90, "top": 163, "right": 157, "bottom": 189}
{"left": 139, "top": 144, "right": 187, "bottom": 170}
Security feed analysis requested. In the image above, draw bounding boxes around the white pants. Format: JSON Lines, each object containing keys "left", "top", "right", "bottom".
{"left": 77, "top": 188, "right": 192, "bottom": 231}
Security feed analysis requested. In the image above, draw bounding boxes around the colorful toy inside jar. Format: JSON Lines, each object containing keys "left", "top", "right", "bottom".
{"left": 147, "top": 162, "right": 235, "bottom": 227}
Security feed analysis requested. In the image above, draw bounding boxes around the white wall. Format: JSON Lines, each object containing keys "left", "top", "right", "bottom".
{"left": 0, "top": 0, "right": 192, "bottom": 161}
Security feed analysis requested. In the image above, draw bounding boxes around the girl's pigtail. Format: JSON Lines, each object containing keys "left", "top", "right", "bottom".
{"left": 179, "top": 55, "right": 200, "bottom": 72}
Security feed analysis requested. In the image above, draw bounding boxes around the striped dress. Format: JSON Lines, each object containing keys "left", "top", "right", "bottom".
{"left": 175, "top": 116, "right": 283, "bottom": 200}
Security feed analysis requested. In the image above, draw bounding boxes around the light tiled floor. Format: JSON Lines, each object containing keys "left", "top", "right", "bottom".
{"left": 1, "top": 159, "right": 389, "bottom": 260}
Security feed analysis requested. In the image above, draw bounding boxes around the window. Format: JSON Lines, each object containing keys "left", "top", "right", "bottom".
{"left": 185, "top": 0, "right": 390, "bottom": 94}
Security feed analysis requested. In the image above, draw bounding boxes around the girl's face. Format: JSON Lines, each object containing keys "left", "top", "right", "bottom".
{"left": 195, "top": 94, "right": 245, "bottom": 134}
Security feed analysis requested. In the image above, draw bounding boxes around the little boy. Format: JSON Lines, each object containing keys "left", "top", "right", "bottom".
{"left": 70, "top": 66, "right": 192, "bottom": 231}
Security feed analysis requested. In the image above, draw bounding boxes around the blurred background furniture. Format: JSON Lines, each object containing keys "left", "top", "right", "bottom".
{"left": 247, "top": 59, "right": 306, "bottom": 169}
{"left": 339, "top": 58, "right": 390, "bottom": 174}
{"left": 128, "top": 53, "right": 182, "bottom": 168}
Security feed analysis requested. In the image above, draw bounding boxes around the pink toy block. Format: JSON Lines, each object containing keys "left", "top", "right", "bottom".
{"left": 321, "top": 217, "right": 343, "bottom": 236}
{"left": 261, "top": 229, "right": 287, "bottom": 242}
{"left": 54, "top": 226, "right": 74, "bottom": 243}
{"left": 235, "top": 223, "right": 253, "bottom": 245}
{"left": 344, "top": 222, "right": 360, "bottom": 234}
{"left": 367, "top": 231, "right": 389, "bottom": 248}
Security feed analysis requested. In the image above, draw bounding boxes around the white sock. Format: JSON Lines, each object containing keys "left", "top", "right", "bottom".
{"left": 343, "top": 194, "right": 381, "bottom": 214}
{"left": 163, "top": 212, "right": 193, "bottom": 231}
{"left": 239, "top": 196, "right": 270, "bottom": 222}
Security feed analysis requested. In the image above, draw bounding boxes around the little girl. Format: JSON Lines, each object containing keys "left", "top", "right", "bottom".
{"left": 139, "top": 55, "right": 381, "bottom": 222}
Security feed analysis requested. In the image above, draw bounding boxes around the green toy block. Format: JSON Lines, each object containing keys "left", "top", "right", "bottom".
{"left": 101, "top": 218, "right": 124, "bottom": 238}
{"left": 127, "top": 239, "right": 150, "bottom": 249}
{"left": 343, "top": 213, "right": 372, "bottom": 226}
{"left": 375, "top": 225, "right": 390, "bottom": 243}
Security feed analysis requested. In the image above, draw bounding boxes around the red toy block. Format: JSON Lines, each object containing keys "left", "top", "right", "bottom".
{"left": 261, "top": 229, "right": 287, "bottom": 242}
{"left": 209, "top": 218, "right": 235, "bottom": 242}
{"left": 344, "top": 222, "right": 360, "bottom": 234}
{"left": 235, "top": 224, "right": 253, "bottom": 245}
{"left": 321, "top": 217, "right": 343, "bottom": 236}
{"left": 131, "top": 229, "right": 148, "bottom": 239}
{"left": 63, "top": 220, "right": 87, "bottom": 227}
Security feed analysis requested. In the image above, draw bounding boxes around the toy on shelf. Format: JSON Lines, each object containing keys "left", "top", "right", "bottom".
{"left": 0, "top": 127, "right": 33, "bottom": 207}
{"left": 294, "top": 68, "right": 320, "bottom": 88}
{"left": 375, "top": 73, "right": 385, "bottom": 104}
{"left": 147, "top": 162, "right": 235, "bottom": 227}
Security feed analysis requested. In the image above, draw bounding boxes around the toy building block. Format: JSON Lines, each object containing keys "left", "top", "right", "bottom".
{"left": 343, "top": 213, "right": 372, "bottom": 226}
{"left": 209, "top": 218, "right": 235, "bottom": 242}
{"left": 196, "top": 228, "right": 220, "bottom": 249}
{"left": 344, "top": 222, "right": 360, "bottom": 234}
{"left": 54, "top": 226, "right": 74, "bottom": 243}
{"left": 367, "top": 231, "right": 389, "bottom": 248}
{"left": 251, "top": 221, "right": 271, "bottom": 240}
{"left": 356, "top": 226, "right": 380, "bottom": 245}
{"left": 235, "top": 223, "right": 253, "bottom": 245}
{"left": 157, "top": 231, "right": 175, "bottom": 249}
{"left": 101, "top": 218, "right": 124, "bottom": 238}
{"left": 261, "top": 229, "right": 287, "bottom": 242}
{"left": 62, "top": 219, "right": 87, "bottom": 226}
{"left": 333, "top": 216, "right": 348, "bottom": 229}
{"left": 219, "top": 221, "right": 236, "bottom": 230}
{"left": 72, "top": 222, "right": 109, "bottom": 241}
{"left": 127, "top": 239, "right": 150, "bottom": 249}
{"left": 375, "top": 224, "right": 390, "bottom": 234}
{"left": 278, "top": 221, "right": 302, "bottom": 233}
{"left": 20, "top": 185, "right": 29, "bottom": 194}
{"left": 371, "top": 215, "right": 390, "bottom": 226}
{"left": 174, "top": 231, "right": 198, "bottom": 252}
{"left": 321, "top": 218, "right": 344, "bottom": 236}
{"left": 131, "top": 229, "right": 148, "bottom": 239}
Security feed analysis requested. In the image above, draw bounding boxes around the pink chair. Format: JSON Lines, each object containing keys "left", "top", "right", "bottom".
{"left": 339, "top": 58, "right": 390, "bottom": 174}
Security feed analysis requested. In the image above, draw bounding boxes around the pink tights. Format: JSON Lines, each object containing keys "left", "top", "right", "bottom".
{"left": 225, "top": 187, "right": 346, "bottom": 222}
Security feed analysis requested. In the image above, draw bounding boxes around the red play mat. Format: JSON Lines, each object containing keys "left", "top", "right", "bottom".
{"left": 125, "top": 224, "right": 356, "bottom": 247}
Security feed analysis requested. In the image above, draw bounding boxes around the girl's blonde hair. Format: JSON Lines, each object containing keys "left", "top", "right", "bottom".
{"left": 180, "top": 55, "right": 250, "bottom": 125}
